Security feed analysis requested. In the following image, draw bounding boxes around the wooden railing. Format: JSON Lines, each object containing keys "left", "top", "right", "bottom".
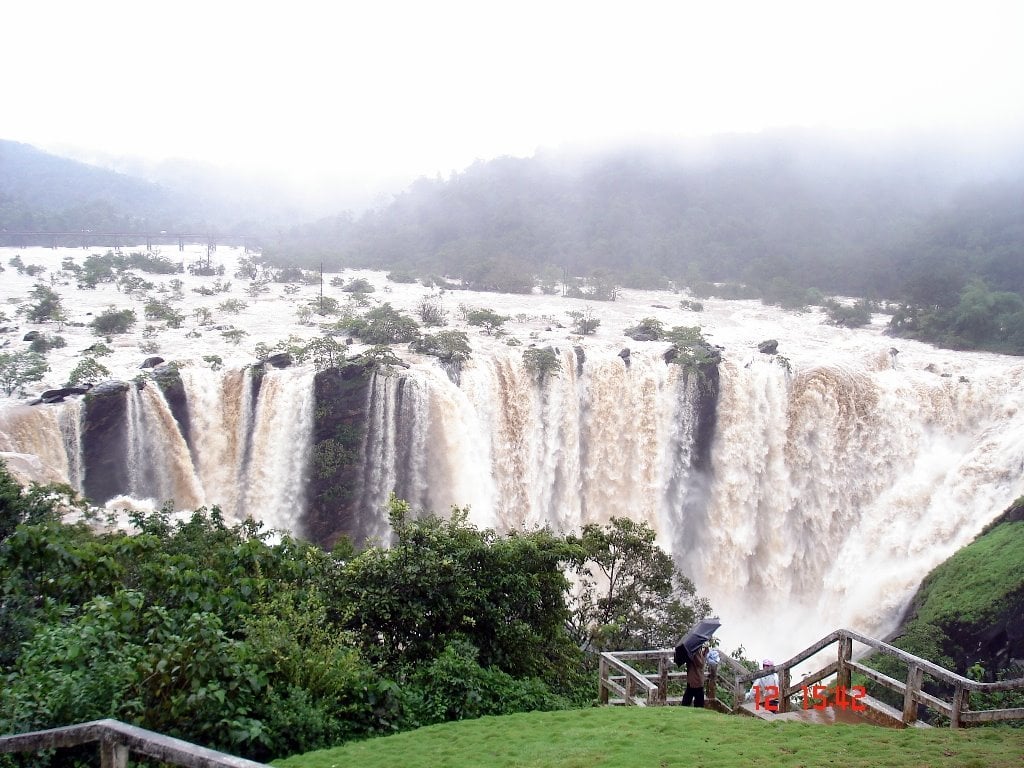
{"left": 598, "top": 647, "right": 749, "bottom": 708}
{"left": 0, "top": 719, "right": 270, "bottom": 768}
{"left": 601, "top": 628, "right": 1024, "bottom": 728}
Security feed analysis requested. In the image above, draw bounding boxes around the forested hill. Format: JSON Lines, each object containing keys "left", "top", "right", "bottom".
{"left": 265, "top": 132, "right": 1024, "bottom": 311}
{"left": 0, "top": 140, "right": 211, "bottom": 234}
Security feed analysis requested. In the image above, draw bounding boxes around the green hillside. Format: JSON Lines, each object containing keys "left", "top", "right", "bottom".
{"left": 273, "top": 706, "right": 1024, "bottom": 768}
{"left": 886, "top": 498, "right": 1024, "bottom": 676}
{"left": 0, "top": 140, "right": 223, "bottom": 235}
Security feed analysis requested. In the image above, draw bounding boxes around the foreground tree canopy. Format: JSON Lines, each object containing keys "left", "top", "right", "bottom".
{"left": 0, "top": 466, "right": 710, "bottom": 763}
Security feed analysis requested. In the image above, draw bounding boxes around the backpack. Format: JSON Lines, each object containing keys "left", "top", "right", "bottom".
{"left": 673, "top": 642, "right": 690, "bottom": 666}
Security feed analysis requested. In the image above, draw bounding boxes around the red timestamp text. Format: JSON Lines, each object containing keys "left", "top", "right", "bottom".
{"left": 753, "top": 684, "right": 867, "bottom": 712}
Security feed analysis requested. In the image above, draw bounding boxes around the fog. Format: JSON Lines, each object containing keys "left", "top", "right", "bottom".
{"left": 4, "top": 1, "right": 1024, "bottom": 217}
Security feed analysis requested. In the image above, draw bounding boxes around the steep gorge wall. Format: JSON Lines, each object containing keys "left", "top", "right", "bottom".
{"left": 305, "top": 362, "right": 374, "bottom": 548}
{"left": 81, "top": 380, "right": 130, "bottom": 503}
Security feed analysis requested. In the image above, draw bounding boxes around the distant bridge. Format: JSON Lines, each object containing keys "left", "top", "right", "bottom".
{"left": 0, "top": 231, "right": 259, "bottom": 253}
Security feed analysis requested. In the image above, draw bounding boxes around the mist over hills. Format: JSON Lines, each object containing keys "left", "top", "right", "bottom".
{"left": 265, "top": 131, "right": 1024, "bottom": 305}
{"left": 0, "top": 140, "right": 312, "bottom": 235}
{"left": 4, "top": 132, "right": 1024, "bottom": 352}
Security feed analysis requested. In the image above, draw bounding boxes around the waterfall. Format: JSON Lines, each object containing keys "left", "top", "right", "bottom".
{"left": 354, "top": 346, "right": 1024, "bottom": 658}
{"left": 239, "top": 366, "right": 315, "bottom": 533}
{"left": 57, "top": 398, "right": 84, "bottom": 492}
{"left": 178, "top": 366, "right": 255, "bottom": 517}
{"left": 125, "top": 383, "right": 204, "bottom": 509}
{"left": 358, "top": 348, "right": 698, "bottom": 539}
{"left": 3, "top": 335, "right": 1023, "bottom": 661}
{"left": 0, "top": 404, "right": 73, "bottom": 485}
{"left": 689, "top": 357, "right": 1024, "bottom": 657}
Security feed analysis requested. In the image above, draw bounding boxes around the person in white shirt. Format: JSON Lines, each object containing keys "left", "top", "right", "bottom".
{"left": 745, "top": 659, "right": 780, "bottom": 709}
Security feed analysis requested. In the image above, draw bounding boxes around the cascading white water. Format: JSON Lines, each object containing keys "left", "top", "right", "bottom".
{"left": 240, "top": 366, "right": 315, "bottom": 532}
{"left": 683, "top": 355, "right": 1024, "bottom": 658}
{"left": 0, "top": 365, "right": 316, "bottom": 533}
{"left": 3, "top": 241, "right": 1024, "bottom": 662}
{"left": 178, "top": 365, "right": 255, "bottom": 517}
{"left": 355, "top": 344, "right": 1024, "bottom": 659}
{"left": 0, "top": 404, "right": 74, "bottom": 486}
{"left": 57, "top": 398, "right": 84, "bottom": 492}
{"left": 125, "top": 382, "right": 204, "bottom": 509}
{"left": 359, "top": 347, "right": 698, "bottom": 540}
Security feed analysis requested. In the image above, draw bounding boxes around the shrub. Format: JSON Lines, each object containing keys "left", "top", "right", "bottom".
{"left": 0, "top": 351, "right": 49, "bottom": 395}
{"left": 417, "top": 297, "right": 448, "bottom": 327}
{"left": 219, "top": 299, "right": 248, "bottom": 314}
{"left": 522, "top": 347, "right": 561, "bottom": 381}
{"left": 350, "top": 304, "right": 420, "bottom": 344}
{"left": 467, "top": 309, "right": 510, "bottom": 335}
{"left": 29, "top": 334, "right": 66, "bottom": 354}
{"left": 145, "top": 299, "right": 186, "bottom": 328}
{"left": 624, "top": 317, "right": 664, "bottom": 341}
{"left": 341, "top": 278, "right": 375, "bottom": 294}
{"left": 66, "top": 357, "right": 110, "bottom": 386}
{"left": 567, "top": 309, "right": 600, "bottom": 335}
{"left": 91, "top": 308, "right": 137, "bottom": 335}
{"left": 222, "top": 329, "right": 248, "bottom": 346}
{"left": 21, "top": 284, "right": 66, "bottom": 324}
{"left": 824, "top": 298, "right": 873, "bottom": 328}
{"left": 410, "top": 330, "right": 472, "bottom": 362}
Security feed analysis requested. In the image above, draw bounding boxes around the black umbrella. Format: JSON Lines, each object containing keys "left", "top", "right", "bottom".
{"left": 675, "top": 616, "right": 722, "bottom": 660}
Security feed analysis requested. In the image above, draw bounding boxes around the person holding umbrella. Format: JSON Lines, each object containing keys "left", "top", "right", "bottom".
{"left": 682, "top": 643, "right": 709, "bottom": 707}
{"left": 673, "top": 617, "right": 721, "bottom": 707}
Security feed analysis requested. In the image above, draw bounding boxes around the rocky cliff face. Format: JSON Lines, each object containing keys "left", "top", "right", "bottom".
{"left": 302, "top": 362, "right": 374, "bottom": 549}
{"left": 152, "top": 366, "right": 191, "bottom": 448}
{"left": 81, "top": 380, "right": 130, "bottom": 503}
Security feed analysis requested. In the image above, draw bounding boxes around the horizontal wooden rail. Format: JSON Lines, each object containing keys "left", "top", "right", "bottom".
{"left": 602, "top": 628, "right": 1024, "bottom": 728}
{"left": 0, "top": 719, "right": 269, "bottom": 768}
{"left": 599, "top": 653, "right": 661, "bottom": 705}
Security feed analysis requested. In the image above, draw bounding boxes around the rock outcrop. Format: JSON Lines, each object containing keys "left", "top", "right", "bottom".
{"left": 301, "top": 361, "right": 374, "bottom": 550}
{"left": 81, "top": 380, "right": 130, "bottom": 503}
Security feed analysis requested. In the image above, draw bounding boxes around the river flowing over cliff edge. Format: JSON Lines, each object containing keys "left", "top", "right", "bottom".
{"left": 2, "top": 245, "right": 1023, "bottom": 660}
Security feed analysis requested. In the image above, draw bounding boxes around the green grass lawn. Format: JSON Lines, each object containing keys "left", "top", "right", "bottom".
{"left": 273, "top": 707, "right": 1024, "bottom": 768}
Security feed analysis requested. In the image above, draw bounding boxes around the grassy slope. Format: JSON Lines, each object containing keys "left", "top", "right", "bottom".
{"left": 273, "top": 707, "right": 1024, "bottom": 768}
{"left": 890, "top": 499, "right": 1024, "bottom": 671}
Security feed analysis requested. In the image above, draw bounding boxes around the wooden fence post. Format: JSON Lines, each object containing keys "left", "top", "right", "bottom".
{"left": 599, "top": 656, "right": 608, "bottom": 704}
{"left": 778, "top": 667, "right": 791, "bottom": 713}
{"left": 705, "top": 663, "right": 718, "bottom": 703}
{"left": 659, "top": 654, "right": 669, "bottom": 705}
{"left": 950, "top": 686, "right": 970, "bottom": 729}
{"left": 903, "top": 664, "right": 923, "bottom": 725}
{"left": 100, "top": 739, "right": 128, "bottom": 768}
{"left": 837, "top": 633, "right": 853, "bottom": 690}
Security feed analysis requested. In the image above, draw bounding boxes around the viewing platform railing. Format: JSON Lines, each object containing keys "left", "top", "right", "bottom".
{"left": 0, "top": 719, "right": 270, "bottom": 768}
{"left": 600, "top": 627, "right": 1024, "bottom": 728}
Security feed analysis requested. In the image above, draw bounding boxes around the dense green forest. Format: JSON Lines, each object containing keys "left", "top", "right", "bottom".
{"left": 0, "top": 462, "right": 709, "bottom": 762}
{"left": 264, "top": 136, "right": 1024, "bottom": 354}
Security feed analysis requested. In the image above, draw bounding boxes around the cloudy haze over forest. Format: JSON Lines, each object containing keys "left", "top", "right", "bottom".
{"left": 5, "top": 0, "right": 1024, "bottom": 210}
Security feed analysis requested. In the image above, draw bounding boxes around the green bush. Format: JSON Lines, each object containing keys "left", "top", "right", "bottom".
{"left": 91, "top": 308, "right": 137, "bottom": 335}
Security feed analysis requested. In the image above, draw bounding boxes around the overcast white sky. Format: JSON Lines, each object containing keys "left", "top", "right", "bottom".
{"left": 4, "top": 0, "right": 1024, "bottom": 190}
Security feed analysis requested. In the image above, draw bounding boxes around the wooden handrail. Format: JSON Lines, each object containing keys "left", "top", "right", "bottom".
{"left": 0, "top": 719, "right": 270, "bottom": 768}
{"left": 599, "top": 652, "right": 661, "bottom": 706}
{"left": 600, "top": 628, "right": 1024, "bottom": 727}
